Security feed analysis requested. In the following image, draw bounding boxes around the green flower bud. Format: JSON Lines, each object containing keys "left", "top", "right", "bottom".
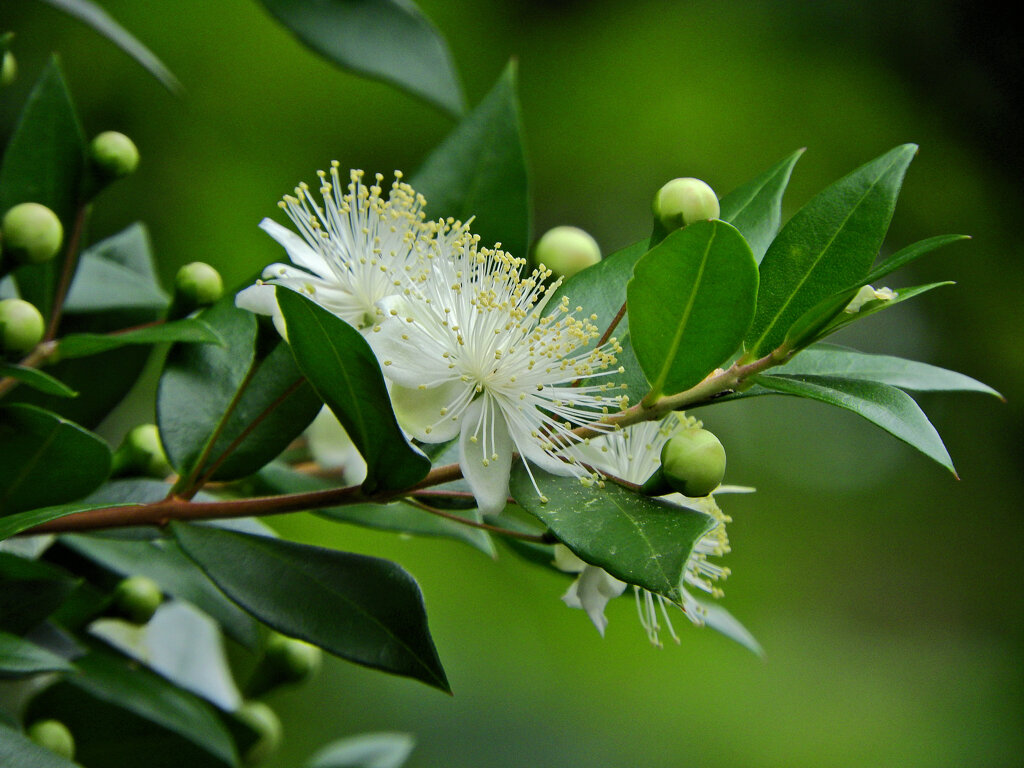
{"left": 0, "top": 298, "right": 45, "bottom": 354}
{"left": 652, "top": 177, "right": 720, "bottom": 231}
{"left": 111, "top": 574, "right": 163, "bottom": 625}
{"left": 1, "top": 51, "right": 16, "bottom": 88}
{"left": 175, "top": 262, "right": 224, "bottom": 307}
{"left": 265, "top": 633, "right": 322, "bottom": 682}
{"left": 1, "top": 203, "right": 64, "bottom": 264}
{"left": 659, "top": 427, "right": 726, "bottom": 497}
{"left": 90, "top": 131, "right": 140, "bottom": 178}
{"left": 235, "top": 701, "right": 282, "bottom": 765}
{"left": 533, "top": 225, "right": 601, "bottom": 278}
{"left": 112, "top": 423, "right": 172, "bottom": 478}
{"left": 26, "top": 720, "right": 75, "bottom": 760}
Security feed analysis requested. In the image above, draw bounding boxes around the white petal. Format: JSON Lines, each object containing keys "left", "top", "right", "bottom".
{"left": 235, "top": 283, "right": 278, "bottom": 317}
{"left": 369, "top": 318, "right": 451, "bottom": 389}
{"left": 562, "top": 565, "right": 626, "bottom": 636}
{"left": 552, "top": 543, "right": 585, "bottom": 574}
{"left": 305, "top": 407, "right": 367, "bottom": 485}
{"left": 517, "top": 436, "right": 577, "bottom": 477}
{"left": 389, "top": 380, "right": 466, "bottom": 443}
{"left": 259, "top": 218, "right": 332, "bottom": 277}
{"left": 459, "top": 399, "right": 514, "bottom": 515}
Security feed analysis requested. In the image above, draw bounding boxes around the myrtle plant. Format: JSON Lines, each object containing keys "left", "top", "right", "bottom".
{"left": 0, "top": 2, "right": 1001, "bottom": 767}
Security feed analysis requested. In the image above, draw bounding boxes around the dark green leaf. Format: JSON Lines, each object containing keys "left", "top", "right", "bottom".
{"left": 0, "top": 553, "right": 79, "bottom": 635}
{"left": 276, "top": 289, "right": 429, "bottom": 493}
{"left": 0, "top": 58, "right": 86, "bottom": 317}
{"left": 412, "top": 62, "right": 529, "bottom": 260}
{"left": 752, "top": 373, "right": 955, "bottom": 474}
{"left": 172, "top": 522, "right": 450, "bottom": 692}
{"left": 0, "top": 723, "right": 81, "bottom": 768}
{"left": 0, "top": 404, "right": 111, "bottom": 516}
{"left": 36, "top": 0, "right": 182, "bottom": 93}
{"left": 0, "top": 362, "right": 76, "bottom": 398}
{"left": 509, "top": 464, "right": 716, "bottom": 603}
{"left": 628, "top": 221, "right": 758, "bottom": 398}
{"left": 255, "top": 0, "right": 463, "bottom": 116}
{"left": 746, "top": 144, "right": 917, "bottom": 357}
{"left": 63, "top": 224, "right": 169, "bottom": 314}
{"left": 0, "top": 630, "right": 76, "bottom": 679}
{"left": 0, "top": 503, "right": 127, "bottom": 542}
{"left": 26, "top": 648, "right": 237, "bottom": 768}
{"left": 157, "top": 299, "right": 258, "bottom": 479}
{"left": 306, "top": 732, "right": 416, "bottom": 768}
{"left": 719, "top": 148, "right": 804, "bottom": 263}
{"left": 862, "top": 234, "right": 968, "bottom": 285}
{"left": 257, "top": 463, "right": 496, "bottom": 557}
{"left": 57, "top": 318, "right": 223, "bottom": 359}
{"left": 808, "top": 282, "right": 953, "bottom": 342}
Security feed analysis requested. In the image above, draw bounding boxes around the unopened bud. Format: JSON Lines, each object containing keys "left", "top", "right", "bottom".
{"left": 1, "top": 202, "right": 63, "bottom": 264}
{"left": 266, "top": 633, "right": 322, "bottom": 682}
{"left": 1, "top": 50, "right": 15, "bottom": 88}
{"left": 175, "top": 262, "right": 224, "bottom": 307}
{"left": 90, "top": 131, "right": 140, "bottom": 178}
{"left": 235, "top": 701, "right": 282, "bottom": 765}
{"left": 534, "top": 226, "right": 601, "bottom": 278}
{"left": 0, "top": 298, "right": 44, "bottom": 354}
{"left": 653, "top": 177, "right": 720, "bottom": 231}
{"left": 111, "top": 575, "right": 163, "bottom": 625}
{"left": 659, "top": 427, "right": 726, "bottom": 497}
{"left": 27, "top": 720, "right": 75, "bottom": 760}
{"left": 112, "top": 423, "right": 172, "bottom": 478}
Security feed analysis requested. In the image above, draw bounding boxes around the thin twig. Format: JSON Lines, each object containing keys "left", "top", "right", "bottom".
{"left": 597, "top": 301, "right": 627, "bottom": 347}
{"left": 45, "top": 203, "right": 90, "bottom": 341}
{"left": 404, "top": 498, "right": 550, "bottom": 543}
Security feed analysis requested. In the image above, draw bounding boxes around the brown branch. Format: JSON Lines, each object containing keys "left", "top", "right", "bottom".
{"left": 597, "top": 301, "right": 627, "bottom": 347}
{"left": 404, "top": 498, "right": 550, "bottom": 543}
{"left": 45, "top": 203, "right": 90, "bottom": 341}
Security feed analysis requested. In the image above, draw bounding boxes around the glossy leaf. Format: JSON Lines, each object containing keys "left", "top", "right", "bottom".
{"left": 57, "top": 318, "right": 223, "bottom": 359}
{"left": 807, "top": 281, "right": 953, "bottom": 342}
{"left": 0, "top": 362, "right": 76, "bottom": 398}
{"left": 26, "top": 648, "right": 237, "bottom": 768}
{"left": 0, "top": 404, "right": 111, "bottom": 516}
{"left": 628, "top": 220, "right": 758, "bottom": 398}
{"left": 752, "top": 373, "right": 955, "bottom": 474}
{"left": 172, "top": 522, "right": 450, "bottom": 692}
{"left": 862, "top": 234, "right": 968, "bottom": 286}
{"left": 0, "top": 58, "right": 86, "bottom": 317}
{"left": 746, "top": 144, "right": 917, "bottom": 357}
{"left": 157, "top": 299, "right": 258, "bottom": 479}
{"left": 719, "top": 148, "right": 804, "bottom": 263}
{"left": 0, "top": 630, "right": 76, "bottom": 679}
{"left": 0, "top": 553, "right": 79, "bottom": 635}
{"left": 276, "top": 288, "right": 430, "bottom": 493}
{"left": 0, "top": 723, "right": 81, "bottom": 768}
{"left": 509, "top": 464, "right": 717, "bottom": 603}
{"left": 63, "top": 224, "right": 169, "bottom": 314}
{"left": 256, "top": 0, "right": 464, "bottom": 116}
{"left": 775, "top": 346, "right": 1001, "bottom": 397}
{"left": 306, "top": 732, "right": 416, "bottom": 768}
{"left": 412, "top": 62, "right": 529, "bottom": 260}
{"left": 61, "top": 533, "right": 259, "bottom": 648}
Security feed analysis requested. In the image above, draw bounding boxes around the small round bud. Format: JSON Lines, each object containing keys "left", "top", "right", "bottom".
{"left": 27, "top": 720, "right": 75, "bottom": 760}
{"left": 175, "top": 262, "right": 224, "bottom": 306}
{"left": 90, "top": 131, "right": 140, "bottom": 178}
{"left": 265, "top": 633, "right": 322, "bottom": 682}
{"left": 1, "top": 203, "right": 63, "bottom": 264}
{"left": 652, "top": 177, "right": 720, "bottom": 231}
{"left": 1, "top": 51, "right": 16, "bottom": 88}
{"left": 659, "top": 427, "right": 726, "bottom": 497}
{"left": 235, "top": 701, "right": 282, "bottom": 765}
{"left": 0, "top": 298, "right": 45, "bottom": 354}
{"left": 533, "top": 226, "right": 601, "bottom": 278}
{"left": 111, "top": 575, "right": 163, "bottom": 625}
{"left": 113, "top": 423, "right": 172, "bottom": 478}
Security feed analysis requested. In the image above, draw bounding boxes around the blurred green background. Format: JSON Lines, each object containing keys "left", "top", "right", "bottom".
{"left": 2, "top": 1, "right": 1021, "bottom": 765}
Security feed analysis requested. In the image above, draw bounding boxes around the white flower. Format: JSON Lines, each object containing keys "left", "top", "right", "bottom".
{"left": 236, "top": 166, "right": 430, "bottom": 332}
{"left": 305, "top": 407, "right": 368, "bottom": 486}
{"left": 371, "top": 227, "right": 627, "bottom": 514}
{"left": 844, "top": 284, "right": 897, "bottom": 314}
{"left": 557, "top": 414, "right": 745, "bottom": 646}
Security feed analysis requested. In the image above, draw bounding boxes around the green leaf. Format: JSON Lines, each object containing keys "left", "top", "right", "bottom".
{"left": 26, "top": 648, "right": 237, "bottom": 768}
{"left": 0, "top": 553, "right": 79, "bottom": 635}
{"left": 412, "top": 62, "right": 529, "bottom": 260}
{"left": 0, "top": 58, "right": 87, "bottom": 317}
{"left": 752, "top": 373, "right": 956, "bottom": 474}
{"left": 256, "top": 462, "right": 496, "bottom": 557}
{"left": 628, "top": 220, "right": 758, "bottom": 398}
{"left": 255, "top": 0, "right": 464, "bottom": 116}
{"left": 0, "top": 503, "right": 127, "bottom": 542}
{"left": 57, "top": 318, "right": 223, "bottom": 359}
{"left": 276, "top": 289, "right": 430, "bottom": 493}
{"left": 547, "top": 240, "right": 648, "bottom": 400}
{"left": 775, "top": 346, "right": 1001, "bottom": 397}
{"left": 0, "top": 362, "right": 77, "bottom": 398}
{"left": 808, "top": 282, "right": 953, "bottom": 343}
{"left": 172, "top": 522, "right": 450, "bottom": 692}
{"left": 306, "top": 732, "right": 416, "bottom": 768}
{"left": 36, "top": 0, "right": 182, "bottom": 93}
{"left": 862, "top": 234, "right": 968, "bottom": 286}
{"left": 0, "top": 404, "right": 111, "bottom": 516}
{"left": 63, "top": 224, "right": 169, "bottom": 314}
{"left": 157, "top": 299, "right": 258, "bottom": 479}
{"left": 719, "top": 148, "right": 804, "bottom": 263}
{"left": 61, "top": 534, "right": 259, "bottom": 648}
{"left": 0, "top": 723, "right": 81, "bottom": 768}
{"left": 0, "top": 630, "right": 76, "bottom": 679}
{"left": 746, "top": 144, "right": 918, "bottom": 357}
{"left": 509, "top": 464, "right": 716, "bottom": 603}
